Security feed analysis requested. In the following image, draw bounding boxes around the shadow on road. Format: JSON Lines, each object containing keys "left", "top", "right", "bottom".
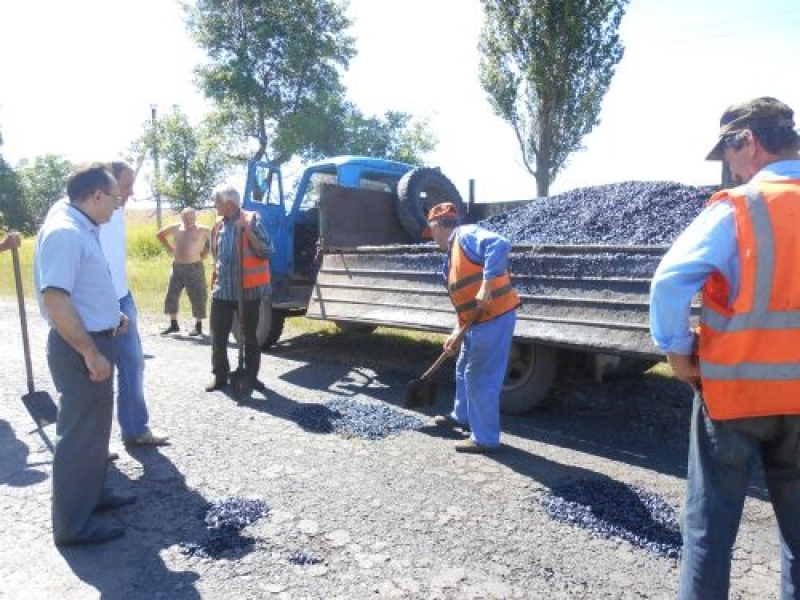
{"left": 0, "top": 419, "right": 49, "bottom": 487}
{"left": 56, "top": 449, "right": 208, "bottom": 599}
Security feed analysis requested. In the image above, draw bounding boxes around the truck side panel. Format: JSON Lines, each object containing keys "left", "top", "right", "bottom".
{"left": 306, "top": 245, "right": 668, "bottom": 360}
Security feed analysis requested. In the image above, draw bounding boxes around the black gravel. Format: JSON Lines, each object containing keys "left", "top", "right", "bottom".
{"left": 181, "top": 496, "right": 270, "bottom": 559}
{"left": 540, "top": 479, "right": 681, "bottom": 559}
{"left": 292, "top": 397, "right": 425, "bottom": 440}
{"left": 288, "top": 550, "right": 325, "bottom": 566}
{"left": 203, "top": 497, "right": 270, "bottom": 531}
{"left": 479, "top": 181, "right": 718, "bottom": 245}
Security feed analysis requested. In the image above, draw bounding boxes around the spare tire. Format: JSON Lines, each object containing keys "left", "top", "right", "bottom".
{"left": 396, "top": 167, "right": 464, "bottom": 240}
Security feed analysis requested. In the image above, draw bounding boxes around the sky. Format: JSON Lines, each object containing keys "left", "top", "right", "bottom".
{"left": 1, "top": 0, "right": 799, "bottom": 203}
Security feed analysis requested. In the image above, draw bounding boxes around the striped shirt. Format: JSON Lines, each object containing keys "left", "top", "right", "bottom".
{"left": 211, "top": 209, "right": 273, "bottom": 301}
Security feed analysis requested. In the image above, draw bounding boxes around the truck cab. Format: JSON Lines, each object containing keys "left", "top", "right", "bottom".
{"left": 241, "top": 155, "right": 417, "bottom": 347}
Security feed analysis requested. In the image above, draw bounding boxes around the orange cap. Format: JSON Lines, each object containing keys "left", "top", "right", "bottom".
{"left": 423, "top": 202, "right": 460, "bottom": 238}
{"left": 426, "top": 202, "right": 459, "bottom": 222}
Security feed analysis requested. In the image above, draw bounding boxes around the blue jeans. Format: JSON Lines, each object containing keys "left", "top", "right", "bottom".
{"left": 679, "top": 393, "right": 800, "bottom": 599}
{"left": 115, "top": 292, "right": 149, "bottom": 440}
{"left": 451, "top": 309, "right": 516, "bottom": 448}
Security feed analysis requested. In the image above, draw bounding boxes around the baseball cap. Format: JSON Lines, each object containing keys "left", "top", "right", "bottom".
{"left": 706, "top": 97, "right": 795, "bottom": 161}
{"left": 422, "top": 202, "right": 460, "bottom": 238}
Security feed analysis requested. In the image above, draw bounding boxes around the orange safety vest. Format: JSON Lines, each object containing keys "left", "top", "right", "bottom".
{"left": 698, "top": 180, "right": 800, "bottom": 419}
{"left": 447, "top": 232, "right": 520, "bottom": 327}
{"left": 211, "top": 210, "right": 270, "bottom": 290}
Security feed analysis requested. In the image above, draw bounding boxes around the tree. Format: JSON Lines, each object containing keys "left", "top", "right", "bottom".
{"left": 186, "top": 0, "right": 356, "bottom": 164}
{"left": 17, "top": 154, "right": 72, "bottom": 227}
{"left": 134, "top": 107, "right": 234, "bottom": 210}
{"left": 278, "top": 102, "right": 437, "bottom": 165}
{"left": 0, "top": 132, "right": 28, "bottom": 231}
{"left": 479, "top": 0, "right": 628, "bottom": 197}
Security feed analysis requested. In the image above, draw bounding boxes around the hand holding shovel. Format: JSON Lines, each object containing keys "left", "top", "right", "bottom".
{"left": 404, "top": 309, "right": 481, "bottom": 409}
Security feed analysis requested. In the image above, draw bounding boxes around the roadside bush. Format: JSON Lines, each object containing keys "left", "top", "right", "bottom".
{"left": 128, "top": 225, "right": 163, "bottom": 259}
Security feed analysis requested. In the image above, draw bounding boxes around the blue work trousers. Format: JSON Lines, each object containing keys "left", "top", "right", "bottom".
{"left": 115, "top": 292, "right": 149, "bottom": 440}
{"left": 679, "top": 393, "right": 800, "bottom": 599}
{"left": 451, "top": 309, "right": 516, "bottom": 448}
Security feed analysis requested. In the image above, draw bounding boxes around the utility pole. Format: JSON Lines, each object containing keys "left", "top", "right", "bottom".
{"left": 151, "top": 104, "right": 162, "bottom": 230}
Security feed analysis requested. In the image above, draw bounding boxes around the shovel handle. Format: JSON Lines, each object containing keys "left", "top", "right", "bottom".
{"left": 419, "top": 315, "right": 475, "bottom": 381}
{"left": 12, "top": 246, "right": 35, "bottom": 394}
{"left": 237, "top": 219, "right": 246, "bottom": 368}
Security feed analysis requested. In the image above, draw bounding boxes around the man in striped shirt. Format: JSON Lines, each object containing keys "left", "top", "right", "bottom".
{"left": 205, "top": 186, "right": 273, "bottom": 394}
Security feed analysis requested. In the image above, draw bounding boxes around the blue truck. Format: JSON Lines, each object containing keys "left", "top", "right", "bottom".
{"left": 242, "top": 155, "right": 664, "bottom": 414}
{"left": 241, "top": 155, "right": 466, "bottom": 348}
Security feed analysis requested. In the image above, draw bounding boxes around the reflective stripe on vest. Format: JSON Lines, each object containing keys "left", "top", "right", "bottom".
{"left": 698, "top": 180, "right": 800, "bottom": 419}
{"left": 447, "top": 232, "right": 520, "bottom": 327}
{"left": 212, "top": 211, "right": 270, "bottom": 290}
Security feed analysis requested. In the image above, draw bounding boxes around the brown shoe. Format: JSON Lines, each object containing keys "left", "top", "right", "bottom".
{"left": 433, "top": 414, "right": 470, "bottom": 431}
{"left": 454, "top": 439, "right": 495, "bottom": 454}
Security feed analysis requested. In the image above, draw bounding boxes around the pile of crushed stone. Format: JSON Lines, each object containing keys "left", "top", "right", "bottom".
{"left": 181, "top": 497, "right": 270, "bottom": 559}
{"left": 479, "top": 181, "right": 719, "bottom": 245}
{"left": 540, "top": 478, "right": 681, "bottom": 559}
{"left": 293, "top": 397, "right": 424, "bottom": 440}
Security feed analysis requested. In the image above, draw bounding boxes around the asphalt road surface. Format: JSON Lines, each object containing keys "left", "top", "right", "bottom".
{"left": 0, "top": 300, "right": 783, "bottom": 599}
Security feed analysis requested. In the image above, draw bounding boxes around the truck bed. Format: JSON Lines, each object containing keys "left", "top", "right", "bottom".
{"left": 306, "top": 243, "right": 673, "bottom": 361}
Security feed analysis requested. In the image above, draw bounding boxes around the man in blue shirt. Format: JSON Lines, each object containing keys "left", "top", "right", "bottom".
{"left": 426, "top": 202, "right": 519, "bottom": 453}
{"left": 35, "top": 163, "right": 135, "bottom": 545}
{"left": 45, "top": 162, "right": 169, "bottom": 450}
{"left": 650, "top": 97, "right": 800, "bottom": 598}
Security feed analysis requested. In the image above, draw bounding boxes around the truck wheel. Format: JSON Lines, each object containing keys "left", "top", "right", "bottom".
{"left": 257, "top": 304, "right": 286, "bottom": 350}
{"left": 396, "top": 167, "right": 464, "bottom": 240}
{"left": 232, "top": 301, "right": 286, "bottom": 351}
{"left": 500, "top": 342, "right": 559, "bottom": 415}
{"left": 334, "top": 321, "right": 378, "bottom": 335}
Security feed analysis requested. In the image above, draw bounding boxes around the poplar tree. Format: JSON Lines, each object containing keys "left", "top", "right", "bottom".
{"left": 479, "top": 0, "right": 628, "bottom": 196}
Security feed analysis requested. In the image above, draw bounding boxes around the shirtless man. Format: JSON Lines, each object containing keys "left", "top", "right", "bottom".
{"left": 156, "top": 208, "right": 211, "bottom": 336}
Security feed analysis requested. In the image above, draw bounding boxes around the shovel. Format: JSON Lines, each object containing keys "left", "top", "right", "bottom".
{"left": 405, "top": 314, "right": 476, "bottom": 409}
{"left": 230, "top": 221, "right": 253, "bottom": 400}
{"left": 12, "top": 246, "right": 58, "bottom": 452}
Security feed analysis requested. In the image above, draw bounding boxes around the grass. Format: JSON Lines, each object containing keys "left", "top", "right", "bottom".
{"left": 0, "top": 208, "right": 445, "bottom": 344}
{"left": 0, "top": 208, "right": 214, "bottom": 316}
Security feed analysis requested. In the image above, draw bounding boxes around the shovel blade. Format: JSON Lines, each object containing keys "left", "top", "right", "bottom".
{"left": 22, "top": 390, "right": 58, "bottom": 428}
{"left": 230, "top": 370, "right": 253, "bottom": 400}
{"left": 404, "top": 378, "right": 438, "bottom": 409}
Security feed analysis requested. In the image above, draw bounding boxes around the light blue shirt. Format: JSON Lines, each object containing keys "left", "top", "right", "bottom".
{"left": 34, "top": 203, "right": 120, "bottom": 331}
{"left": 649, "top": 159, "right": 800, "bottom": 354}
{"left": 442, "top": 224, "right": 513, "bottom": 282}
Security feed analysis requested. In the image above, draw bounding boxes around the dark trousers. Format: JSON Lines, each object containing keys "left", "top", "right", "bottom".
{"left": 679, "top": 394, "right": 800, "bottom": 599}
{"left": 47, "top": 330, "right": 116, "bottom": 543}
{"left": 210, "top": 298, "right": 261, "bottom": 383}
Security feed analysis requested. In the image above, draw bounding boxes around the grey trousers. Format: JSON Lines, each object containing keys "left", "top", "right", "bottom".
{"left": 47, "top": 330, "right": 116, "bottom": 543}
